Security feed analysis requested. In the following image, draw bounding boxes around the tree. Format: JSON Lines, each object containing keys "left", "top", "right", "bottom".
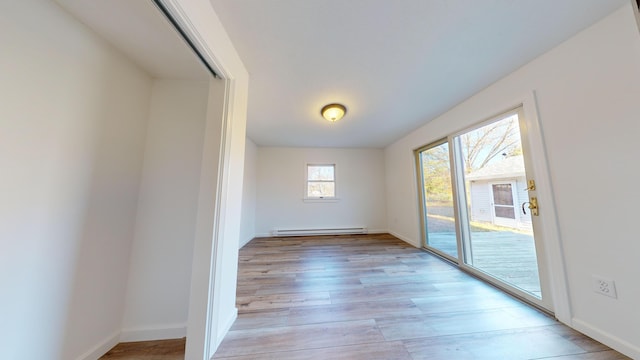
{"left": 421, "top": 144, "right": 452, "bottom": 203}
{"left": 460, "top": 116, "right": 521, "bottom": 173}
{"left": 420, "top": 116, "right": 523, "bottom": 203}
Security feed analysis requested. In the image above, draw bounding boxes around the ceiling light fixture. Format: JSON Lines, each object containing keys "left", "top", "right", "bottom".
{"left": 321, "top": 103, "right": 347, "bottom": 122}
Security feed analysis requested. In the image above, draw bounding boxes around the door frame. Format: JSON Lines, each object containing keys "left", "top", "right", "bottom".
{"left": 451, "top": 107, "right": 552, "bottom": 311}
{"left": 158, "top": 1, "right": 250, "bottom": 358}
{"left": 467, "top": 94, "right": 568, "bottom": 321}
{"left": 414, "top": 138, "right": 461, "bottom": 263}
{"left": 517, "top": 93, "right": 569, "bottom": 321}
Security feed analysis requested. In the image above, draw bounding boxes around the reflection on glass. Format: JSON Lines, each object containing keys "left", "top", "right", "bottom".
{"left": 419, "top": 142, "right": 458, "bottom": 259}
{"left": 307, "top": 182, "right": 335, "bottom": 197}
{"left": 308, "top": 165, "right": 334, "bottom": 180}
{"left": 456, "top": 113, "right": 541, "bottom": 297}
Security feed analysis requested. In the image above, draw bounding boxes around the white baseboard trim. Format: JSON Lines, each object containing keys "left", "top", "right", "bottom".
{"left": 572, "top": 318, "right": 640, "bottom": 359}
{"left": 239, "top": 235, "right": 254, "bottom": 248}
{"left": 272, "top": 227, "right": 368, "bottom": 237}
{"left": 214, "top": 308, "right": 238, "bottom": 350}
{"left": 75, "top": 330, "right": 120, "bottom": 360}
{"left": 258, "top": 229, "right": 389, "bottom": 238}
{"left": 367, "top": 229, "right": 388, "bottom": 234}
{"left": 119, "top": 323, "right": 187, "bottom": 342}
{"left": 388, "top": 231, "right": 420, "bottom": 248}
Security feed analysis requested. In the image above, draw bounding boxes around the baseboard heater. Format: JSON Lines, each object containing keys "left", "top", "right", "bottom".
{"left": 271, "top": 227, "right": 368, "bottom": 237}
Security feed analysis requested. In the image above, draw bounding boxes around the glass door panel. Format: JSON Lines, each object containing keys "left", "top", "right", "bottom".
{"left": 417, "top": 141, "right": 458, "bottom": 260}
{"left": 454, "top": 112, "right": 542, "bottom": 298}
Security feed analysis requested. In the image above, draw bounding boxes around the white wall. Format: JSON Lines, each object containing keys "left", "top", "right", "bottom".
{"left": 239, "top": 137, "right": 257, "bottom": 247}
{"left": 256, "top": 147, "right": 387, "bottom": 236}
{"left": 385, "top": 3, "right": 640, "bottom": 357}
{"left": 0, "top": 1, "right": 152, "bottom": 359}
{"left": 121, "top": 80, "right": 209, "bottom": 341}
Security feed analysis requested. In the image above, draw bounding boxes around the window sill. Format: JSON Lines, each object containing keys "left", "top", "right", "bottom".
{"left": 303, "top": 198, "right": 340, "bottom": 203}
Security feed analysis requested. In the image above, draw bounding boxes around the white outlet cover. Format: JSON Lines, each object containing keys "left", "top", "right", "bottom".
{"left": 592, "top": 275, "right": 617, "bottom": 299}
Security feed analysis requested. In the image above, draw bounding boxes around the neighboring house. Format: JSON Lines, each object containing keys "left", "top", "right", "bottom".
{"left": 466, "top": 155, "right": 532, "bottom": 231}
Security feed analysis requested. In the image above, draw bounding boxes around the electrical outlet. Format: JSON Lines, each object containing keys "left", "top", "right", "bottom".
{"left": 592, "top": 275, "right": 617, "bottom": 299}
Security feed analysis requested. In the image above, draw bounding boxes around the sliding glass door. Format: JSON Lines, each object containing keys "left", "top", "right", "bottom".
{"left": 453, "top": 111, "right": 543, "bottom": 300}
{"left": 416, "top": 107, "right": 551, "bottom": 310}
{"left": 416, "top": 140, "right": 458, "bottom": 260}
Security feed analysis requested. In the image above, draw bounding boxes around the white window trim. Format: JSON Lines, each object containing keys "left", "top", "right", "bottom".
{"left": 304, "top": 163, "right": 338, "bottom": 201}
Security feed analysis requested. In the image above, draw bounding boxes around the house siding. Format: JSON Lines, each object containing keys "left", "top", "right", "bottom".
{"left": 470, "top": 182, "right": 492, "bottom": 222}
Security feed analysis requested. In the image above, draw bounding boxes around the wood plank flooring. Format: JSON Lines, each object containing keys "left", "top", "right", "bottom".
{"left": 215, "top": 234, "right": 628, "bottom": 359}
{"left": 103, "top": 233, "right": 629, "bottom": 359}
{"left": 100, "top": 338, "right": 184, "bottom": 359}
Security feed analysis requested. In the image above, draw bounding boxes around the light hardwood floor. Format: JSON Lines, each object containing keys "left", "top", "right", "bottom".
{"left": 103, "top": 233, "right": 629, "bottom": 359}
{"left": 100, "top": 338, "right": 184, "bottom": 359}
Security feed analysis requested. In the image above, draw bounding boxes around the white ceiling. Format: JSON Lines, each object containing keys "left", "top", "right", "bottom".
{"left": 55, "top": 0, "right": 209, "bottom": 80}
{"left": 210, "top": 0, "right": 626, "bottom": 148}
{"left": 55, "top": 0, "right": 627, "bottom": 148}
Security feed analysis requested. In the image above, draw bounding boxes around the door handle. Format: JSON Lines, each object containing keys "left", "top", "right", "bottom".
{"left": 522, "top": 197, "right": 539, "bottom": 216}
{"left": 524, "top": 179, "right": 536, "bottom": 192}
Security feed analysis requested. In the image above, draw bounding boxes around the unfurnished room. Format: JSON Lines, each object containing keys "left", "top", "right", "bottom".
{"left": 1, "top": 1, "right": 640, "bottom": 359}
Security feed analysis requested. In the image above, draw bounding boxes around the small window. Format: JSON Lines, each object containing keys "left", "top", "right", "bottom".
{"left": 306, "top": 164, "right": 335, "bottom": 198}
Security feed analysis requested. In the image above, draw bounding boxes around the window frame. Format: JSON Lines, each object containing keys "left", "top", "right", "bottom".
{"left": 304, "top": 163, "right": 338, "bottom": 201}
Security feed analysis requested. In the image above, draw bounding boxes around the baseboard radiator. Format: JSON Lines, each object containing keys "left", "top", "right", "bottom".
{"left": 271, "top": 227, "right": 368, "bottom": 237}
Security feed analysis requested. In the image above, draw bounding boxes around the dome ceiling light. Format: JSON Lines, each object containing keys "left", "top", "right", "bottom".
{"left": 321, "top": 103, "right": 347, "bottom": 122}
